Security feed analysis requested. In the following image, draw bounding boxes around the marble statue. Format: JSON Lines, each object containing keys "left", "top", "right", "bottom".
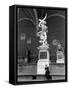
{"left": 37, "top": 14, "right": 48, "bottom": 45}
{"left": 37, "top": 14, "right": 50, "bottom": 74}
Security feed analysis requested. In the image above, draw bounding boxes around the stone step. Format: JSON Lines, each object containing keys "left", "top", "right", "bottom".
{"left": 18, "top": 63, "right": 65, "bottom": 76}
{"left": 18, "top": 75, "right": 47, "bottom": 82}
{"left": 52, "top": 75, "right": 65, "bottom": 80}
{"left": 18, "top": 64, "right": 37, "bottom": 75}
{"left": 18, "top": 74, "right": 65, "bottom": 82}
{"left": 49, "top": 64, "right": 65, "bottom": 75}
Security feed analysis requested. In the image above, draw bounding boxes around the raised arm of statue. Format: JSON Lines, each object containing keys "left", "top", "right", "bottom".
{"left": 38, "top": 14, "right": 47, "bottom": 27}
{"left": 42, "top": 14, "right": 47, "bottom": 21}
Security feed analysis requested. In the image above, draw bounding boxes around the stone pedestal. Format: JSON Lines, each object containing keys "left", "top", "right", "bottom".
{"left": 56, "top": 51, "right": 65, "bottom": 63}
{"left": 37, "top": 45, "right": 50, "bottom": 74}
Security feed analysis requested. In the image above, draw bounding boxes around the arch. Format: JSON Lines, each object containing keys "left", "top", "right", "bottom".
{"left": 18, "top": 18, "right": 36, "bottom": 26}
{"left": 47, "top": 14, "right": 65, "bottom": 20}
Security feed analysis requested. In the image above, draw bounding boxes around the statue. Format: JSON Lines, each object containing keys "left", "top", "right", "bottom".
{"left": 37, "top": 14, "right": 48, "bottom": 45}
{"left": 52, "top": 39, "right": 64, "bottom": 63}
{"left": 52, "top": 39, "right": 64, "bottom": 52}
{"left": 37, "top": 14, "right": 50, "bottom": 74}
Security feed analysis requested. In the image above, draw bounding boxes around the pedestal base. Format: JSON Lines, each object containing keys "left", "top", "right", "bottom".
{"left": 37, "top": 59, "right": 49, "bottom": 74}
{"left": 56, "top": 51, "right": 65, "bottom": 64}
{"left": 37, "top": 44, "right": 50, "bottom": 74}
{"left": 56, "top": 59, "right": 64, "bottom": 63}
